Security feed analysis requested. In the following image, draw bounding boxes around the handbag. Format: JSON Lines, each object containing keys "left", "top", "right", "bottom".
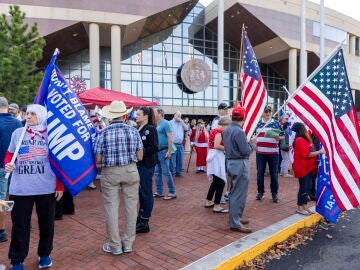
{"left": 280, "top": 132, "right": 290, "bottom": 152}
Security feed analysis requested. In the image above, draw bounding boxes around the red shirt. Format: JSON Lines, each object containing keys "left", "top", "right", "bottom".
{"left": 292, "top": 137, "right": 317, "bottom": 178}
{"left": 208, "top": 128, "right": 223, "bottom": 149}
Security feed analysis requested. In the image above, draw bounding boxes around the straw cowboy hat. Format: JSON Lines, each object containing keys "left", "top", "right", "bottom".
{"left": 101, "top": 100, "right": 132, "bottom": 119}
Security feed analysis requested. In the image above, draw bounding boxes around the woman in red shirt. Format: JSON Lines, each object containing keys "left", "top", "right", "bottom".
{"left": 292, "top": 123, "right": 325, "bottom": 215}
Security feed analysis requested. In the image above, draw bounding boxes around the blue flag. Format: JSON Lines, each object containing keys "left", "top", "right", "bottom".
{"left": 316, "top": 152, "right": 342, "bottom": 223}
{"left": 34, "top": 49, "right": 97, "bottom": 196}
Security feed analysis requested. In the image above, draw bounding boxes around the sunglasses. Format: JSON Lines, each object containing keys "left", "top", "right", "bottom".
{"left": 264, "top": 110, "right": 272, "bottom": 113}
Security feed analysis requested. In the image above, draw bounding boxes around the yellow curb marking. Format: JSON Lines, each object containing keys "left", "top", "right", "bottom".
{"left": 214, "top": 214, "right": 322, "bottom": 270}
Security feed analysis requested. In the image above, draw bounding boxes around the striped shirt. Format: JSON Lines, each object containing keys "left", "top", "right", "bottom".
{"left": 254, "top": 118, "right": 283, "bottom": 155}
{"left": 93, "top": 121, "right": 143, "bottom": 167}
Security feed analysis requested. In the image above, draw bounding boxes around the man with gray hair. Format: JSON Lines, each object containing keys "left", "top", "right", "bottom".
{"left": 169, "top": 111, "right": 188, "bottom": 177}
{"left": 0, "top": 97, "right": 22, "bottom": 242}
{"left": 8, "top": 103, "right": 21, "bottom": 120}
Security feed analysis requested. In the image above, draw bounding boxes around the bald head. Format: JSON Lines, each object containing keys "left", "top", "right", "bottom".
{"left": 0, "top": 96, "right": 9, "bottom": 113}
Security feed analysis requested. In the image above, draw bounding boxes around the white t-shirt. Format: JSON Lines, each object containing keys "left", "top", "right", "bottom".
{"left": 8, "top": 126, "right": 56, "bottom": 195}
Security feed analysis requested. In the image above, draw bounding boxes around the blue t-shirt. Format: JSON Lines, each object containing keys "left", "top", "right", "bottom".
{"left": 157, "top": 119, "right": 172, "bottom": 149}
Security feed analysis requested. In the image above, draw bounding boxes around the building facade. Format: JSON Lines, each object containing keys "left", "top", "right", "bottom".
{"left": 0, "top": 0, "right": 359, "bottom": 116}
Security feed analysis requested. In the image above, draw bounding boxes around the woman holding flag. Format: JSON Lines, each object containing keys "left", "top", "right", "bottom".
{"left": 291, "top": 122, "right": 324, "bottom": 216}
{"left": 4, "top": 104, "right": 64, "bottom": 270}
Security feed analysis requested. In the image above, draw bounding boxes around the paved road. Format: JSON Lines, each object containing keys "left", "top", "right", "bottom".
{"left": 265, "top": 208, "right": 360, "bottom": 270}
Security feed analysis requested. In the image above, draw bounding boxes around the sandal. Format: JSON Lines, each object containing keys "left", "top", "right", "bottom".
{"left": 295, "top": 210, "right": 310, "bottom": 216}
{"left": 213, "top": 208, "right": 229, "bottom": 213}
{"left": 163, "top": 194, "right": 177, "bottom": 200}
{"left": 153, "top": 192, "right": 164, "bottom": 198}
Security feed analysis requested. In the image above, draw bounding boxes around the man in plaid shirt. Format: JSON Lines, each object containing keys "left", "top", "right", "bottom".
{"left": 93, "top": 100, "right": 143, "bottom": 256}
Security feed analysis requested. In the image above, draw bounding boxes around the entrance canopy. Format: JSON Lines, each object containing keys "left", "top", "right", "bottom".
{"left": 78, "top": 87, "right": 157, "bottom": 107}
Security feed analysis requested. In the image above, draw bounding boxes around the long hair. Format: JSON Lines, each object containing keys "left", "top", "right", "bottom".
{"left": 138, "top": 106, "right": 156, "bottom": 126}
{"left": 293, "top": 123, "right": 312, "bottom": 143}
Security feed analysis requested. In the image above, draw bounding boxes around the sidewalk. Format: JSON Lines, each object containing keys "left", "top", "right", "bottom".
{"left": 0, "top": 153, "right": 312, "bottom": 270}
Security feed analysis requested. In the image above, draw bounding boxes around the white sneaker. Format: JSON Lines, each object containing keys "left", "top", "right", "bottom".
{"left": 284, "top": 174, "right": 293, "bottom": 177}
{"left": 88, "top": 182, "right": 96, "bottom": 189}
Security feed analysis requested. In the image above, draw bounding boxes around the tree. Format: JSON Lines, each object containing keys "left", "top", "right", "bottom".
{"left": 0, "top": 5, "right": 45, "bottom": 105}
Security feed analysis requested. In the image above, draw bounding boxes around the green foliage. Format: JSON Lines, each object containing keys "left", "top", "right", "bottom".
{"left": 0, "top": 5, "right": 45, "bottom": 106}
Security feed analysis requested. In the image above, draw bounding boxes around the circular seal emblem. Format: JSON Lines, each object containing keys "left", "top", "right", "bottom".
{"left": 180, "top": 59, "right": 211, "bottom": 93}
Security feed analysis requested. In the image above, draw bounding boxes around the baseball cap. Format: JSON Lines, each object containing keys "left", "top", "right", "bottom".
{"left": 9, "top": 103, "right": 19, "bottom": 110}
{"left": 218, "top": 103, "right": 230, "bottom": 110}
{"left": 264, "top": 105, "right": 272, "bottom": 113}
{"left": 232, "top": 106, "right": 246, "bottom": 120}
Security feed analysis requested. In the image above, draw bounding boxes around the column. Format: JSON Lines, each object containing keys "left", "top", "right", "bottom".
{"left": 217, "top": 0, "right": 224, "bottom": 104}
{"left": 111, "top": 25, "right": 121, "bottom": 91}
{"left": 288, "top": 48, "right": 297, "bottom": 93}
{"left": 89, "top": 23, "right": 100, "bottom": 88}
{"left": 350, "top": 35, "right": 356, "bottom": 55}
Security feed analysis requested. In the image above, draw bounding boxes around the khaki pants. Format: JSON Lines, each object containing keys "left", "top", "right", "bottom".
{"left": 100, "top": 163, "right": 139, "bottom": 250}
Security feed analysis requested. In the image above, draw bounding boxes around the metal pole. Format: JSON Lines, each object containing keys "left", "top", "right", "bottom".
{"left": 320, "top": 0, "right": 325, "bottom": 63}
{"left": 217, "top": 0, "right": 224, "bottom": 104}
{"left": 236, "top": 24, "right": 245, "bottom": 106}
{"left": 300, "top": 0, "right": 307, "bottom": 83}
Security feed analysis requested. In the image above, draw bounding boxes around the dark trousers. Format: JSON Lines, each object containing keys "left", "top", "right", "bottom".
{"left": 206, "top": 175, "right": 225, "bottom": 204}
{"left": 8, "top": 193, "right": 56, "bottom": 265}
{"left": 55, "top": 188, "right": 74, "bottom": 218}
{"left": 138, "top": 166, "right": 155, "bottom": 219}
{"left": 297, "top": 172, "right": 312, "bottom": 206}
{"left": 256, "top": 153, "right": 279, "bottom": 194}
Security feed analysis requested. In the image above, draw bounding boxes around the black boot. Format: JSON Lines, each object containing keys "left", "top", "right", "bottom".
{"left": 136, "top": 218, "right": 150, "bottom": 233}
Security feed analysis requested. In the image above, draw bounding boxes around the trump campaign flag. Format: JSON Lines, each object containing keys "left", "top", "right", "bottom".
{"left": 34, "top": 49, "right": 97, "bottom": 196}
{"left": 316, "top": 152, "right": 342, "bottom": 223}
{"left": 241, "top": 32, "right": 267, "bottom": 140}
{"left": 287, "top": 47, "right": 360, "bottom": 211}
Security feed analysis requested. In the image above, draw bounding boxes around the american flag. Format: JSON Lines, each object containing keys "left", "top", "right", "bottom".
{"left": 18, "top": 145, "right": 48, "bottom": 161}
{"left": 241, "top": 32, "right": 267, "bottom": 140}
{"left": 288, "top": 48, "right": 360, "bottom": 211}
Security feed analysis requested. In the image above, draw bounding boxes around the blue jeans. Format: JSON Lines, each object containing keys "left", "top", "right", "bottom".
{"left": 170, "top": 144, "right": 184, "bottom": 176}
{"left": 0, "top": 168, "right": 8, "bottom": 200}
{"left": 155, "top": 150, "right": 176, "bottom": 195}
{"left": 256, "top": 153, "right": 279, "bottom": 194}
{"left": 138, "top": 166, "right": 155, "bottom": 219}
{"left": 297, "top": 172, "right": 312, "bottom": 206}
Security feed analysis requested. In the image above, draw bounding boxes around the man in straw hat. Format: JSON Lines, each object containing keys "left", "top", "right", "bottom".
{"left": 93, "top": 100, "right": 143, "bottom": 255}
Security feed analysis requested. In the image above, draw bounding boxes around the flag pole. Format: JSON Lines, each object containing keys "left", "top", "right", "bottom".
{"left": 236, "top": 24, "right": 246, "bottom": 107}
{"left": 5, "top": 123, "right": 28, "bottom": 179}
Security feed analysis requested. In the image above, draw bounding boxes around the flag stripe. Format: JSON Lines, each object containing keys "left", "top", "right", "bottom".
{"left": 288, "top": 74, "right": 360, "bottom": 210}
{"left": 240, "top": 32, "right": 267, "bottom": 140}
{"left": 288, "top": 98, "right": 353, "bottom": 210}
{"left": 242, "top": 76, "right": 267, "bottom": 136}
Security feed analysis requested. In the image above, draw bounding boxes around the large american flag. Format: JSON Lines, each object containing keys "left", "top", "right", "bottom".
{"left": 18, "top": 145, "right": 48, "bottom": 161}
{"left": 288, "top": 48, "right": 360, "bottom": 211}
{"left": 241, "top": 32, "right": 267, "bottom": 140}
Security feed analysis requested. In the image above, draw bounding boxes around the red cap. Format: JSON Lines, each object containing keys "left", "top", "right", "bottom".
{"left": 232, "top": 106, "right": 246, "bottom": 120}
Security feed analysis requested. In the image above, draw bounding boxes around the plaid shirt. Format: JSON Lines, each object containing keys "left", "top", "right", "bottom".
{"left": 93, "top": 121, "right": 143, "bottom": 167}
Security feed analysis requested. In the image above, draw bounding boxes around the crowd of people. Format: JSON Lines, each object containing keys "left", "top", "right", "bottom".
{"left": 0, "top": 95, "right": 325, "bottom": 269}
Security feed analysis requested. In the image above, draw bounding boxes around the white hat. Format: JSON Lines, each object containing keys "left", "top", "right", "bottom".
{"left": 102, "top": 100, "right": 132, "bottom": 119}
{"left": 27, "top": 104, "right": 47, "bottom": 126}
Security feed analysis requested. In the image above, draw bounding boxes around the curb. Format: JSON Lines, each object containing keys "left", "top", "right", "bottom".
{"left": 181, "top": 210, "right": 322, "bottom": 270}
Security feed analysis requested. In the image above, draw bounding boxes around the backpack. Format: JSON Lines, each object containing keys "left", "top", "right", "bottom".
{"left": 280, "top": 132, "right": 290, "bottom": 152}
